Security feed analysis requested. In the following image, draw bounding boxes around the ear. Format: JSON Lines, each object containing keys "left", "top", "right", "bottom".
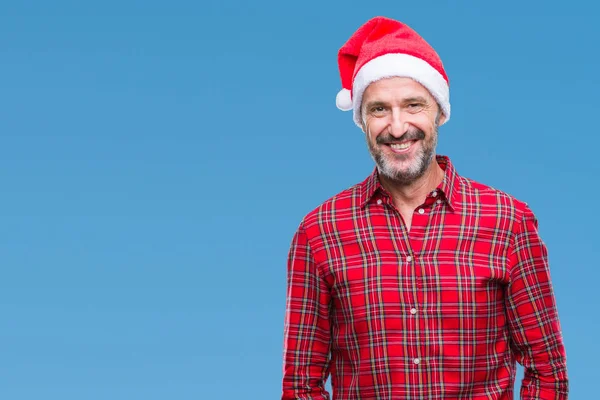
{"left": 438, "top": 113, "right": 447, "bottom": 126}
{"left": 360, "top": 119, "right": 370, "bottom": 137}
{"left": 435, "top": 105, "right": 447, "bottom": 126}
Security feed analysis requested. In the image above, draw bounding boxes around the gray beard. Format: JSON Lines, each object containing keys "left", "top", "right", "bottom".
{"left": 366, "top": 127, "right": 438, "bottom": 185}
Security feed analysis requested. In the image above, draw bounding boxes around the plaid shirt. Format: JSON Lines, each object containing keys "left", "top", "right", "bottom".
{"left": 282, "top": 156, "right": 568, "bottom": 400}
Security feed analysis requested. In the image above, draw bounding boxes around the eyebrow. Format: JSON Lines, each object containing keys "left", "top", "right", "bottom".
{"left": 363, "top": 101, "right": 387, "bottom": 111}
{"left": 402, "top": 96, "right": 428, "bottom": 104}
{"left": 363, "top": 96, "right": 430, "bottom": 112}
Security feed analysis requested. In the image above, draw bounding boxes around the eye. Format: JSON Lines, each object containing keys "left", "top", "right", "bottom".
{"left": 406, "top": 103, "right": 424, "bottom": 113}
{"left": 369, "top": 106, "right": 386, "bottom": 115}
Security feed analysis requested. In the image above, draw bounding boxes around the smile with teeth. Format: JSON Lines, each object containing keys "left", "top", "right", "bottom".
{"left": 390, "top": 142, "right": 411, "bottom": 150}
{"left": 387, "top": 140, "right": 417, "bottom": 152}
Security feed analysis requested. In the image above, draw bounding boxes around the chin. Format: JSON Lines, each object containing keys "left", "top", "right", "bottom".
{"left": 379, "top": 156, "right": 429, "bottom": 182}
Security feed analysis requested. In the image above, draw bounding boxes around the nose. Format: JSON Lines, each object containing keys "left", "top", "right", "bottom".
{"left": 389, "top": 108, "right": 409, "bottom": 138}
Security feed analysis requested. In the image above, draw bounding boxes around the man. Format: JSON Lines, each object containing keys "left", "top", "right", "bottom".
{"left": 282, "top": 16, "right": 568, "bottom": 400}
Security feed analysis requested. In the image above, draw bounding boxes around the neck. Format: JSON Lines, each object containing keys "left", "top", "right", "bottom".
{"left": 378, "top": 157, "right": 445, "bottom": 210}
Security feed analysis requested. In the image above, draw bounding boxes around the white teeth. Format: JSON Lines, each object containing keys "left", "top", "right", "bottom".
{"left": 390, "top": 142, "right": 411, "bottom": 150}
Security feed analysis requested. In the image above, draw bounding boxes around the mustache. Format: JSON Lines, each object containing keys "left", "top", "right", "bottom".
{"left": 375, "top": 128, "right": 425, "bottom": 144}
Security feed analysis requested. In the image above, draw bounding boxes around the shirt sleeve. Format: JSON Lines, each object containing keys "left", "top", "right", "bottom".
{"left": 282, "top": 222, "right": 332, "bottom": 400}
{"left": 505, "top": 205, "right": 569, "bottom": 399}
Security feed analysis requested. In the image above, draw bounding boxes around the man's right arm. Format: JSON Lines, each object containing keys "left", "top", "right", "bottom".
{"left": 282, "top": 222, "right": 332, "bottom": 400}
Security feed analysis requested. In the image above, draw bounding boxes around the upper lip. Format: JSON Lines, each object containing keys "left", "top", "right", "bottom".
{"left": 386, "top": 139, "right": 418, "bottom": 145}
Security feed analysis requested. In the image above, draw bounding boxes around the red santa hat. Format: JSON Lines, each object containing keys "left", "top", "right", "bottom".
{"left": 336, "top": 16, "right": 450, "bottom": 126}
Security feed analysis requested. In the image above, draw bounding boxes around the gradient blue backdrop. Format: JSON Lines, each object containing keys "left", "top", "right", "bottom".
{"left": 1, "top": 1, "right": 597, "bottom": 398}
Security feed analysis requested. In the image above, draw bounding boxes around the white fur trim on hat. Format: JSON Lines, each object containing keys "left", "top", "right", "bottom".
{"left": 351, "top": 53, "right": 450, "bottom": 127}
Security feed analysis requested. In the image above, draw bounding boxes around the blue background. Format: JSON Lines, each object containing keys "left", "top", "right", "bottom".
{"left": 1, "top": 1, "right": 597, "bottom": 398}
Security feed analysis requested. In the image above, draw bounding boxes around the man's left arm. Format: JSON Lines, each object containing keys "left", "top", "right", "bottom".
{"left": 505, "top": 205, "right": 569, "bottom": 400}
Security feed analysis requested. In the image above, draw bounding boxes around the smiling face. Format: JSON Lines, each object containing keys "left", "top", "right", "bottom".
{"left": 361, "top": 77, "right": 445, "bottom": 185}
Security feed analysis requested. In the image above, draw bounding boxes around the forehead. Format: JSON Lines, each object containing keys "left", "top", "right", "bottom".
{"left": 362, "top": 76, "right": 434, "bottom": 104}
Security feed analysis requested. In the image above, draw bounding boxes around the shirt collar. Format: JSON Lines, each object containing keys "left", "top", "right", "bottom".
{"left": 359, "top": 155, "right": 461, "bottom": 212}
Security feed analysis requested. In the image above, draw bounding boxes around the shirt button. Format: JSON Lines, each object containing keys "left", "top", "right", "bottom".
{"left": 436, "top": 199, "right": 442, "bottom": 204}
{"left": 432, "top": 191, "right": 438, "bottom": 197}
{"left": 410, "top": 308, "right": 417, "bottom": 315}
{"left": 413, "top": 358, "right": 421, "bottom": 365}
{"left": 418, "top": 208, "right": 425, "bottom": 215}
{"left": 377, "top": 199, "right": 382, "bottom": 205}
{"left": 406, "top": 256, "right": 412, "bottom": 262}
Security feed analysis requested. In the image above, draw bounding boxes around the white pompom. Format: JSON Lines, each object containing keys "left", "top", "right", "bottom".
{"left": 336, "top": 88, "right": 353, "bottom": 111}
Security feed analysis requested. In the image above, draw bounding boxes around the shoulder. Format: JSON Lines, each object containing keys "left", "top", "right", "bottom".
{"left": 300, "top": 182, "right": 363, "bottom": 231}
{"left": 458, "top": 174, "right": 533, "bottom": 223}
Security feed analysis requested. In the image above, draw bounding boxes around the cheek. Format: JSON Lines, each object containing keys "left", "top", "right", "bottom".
{"left": 364, "top": 119, "right": 387, "bottom": 139}
{"left": 413, "top": 115, "right": 437, "bottom": 134}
